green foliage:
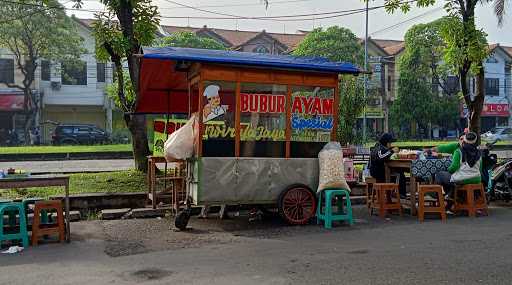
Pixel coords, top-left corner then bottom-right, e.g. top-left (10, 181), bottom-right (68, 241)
top-left (0, 0), bottom-right (84, 64)
top-left (439, 16), bottom-right (489, 74)
top-left (91, 0), bottom-right (160, 113)
top-left (292, 26), bottom-right (364, 66)
top-left (391, 18), bottom-right (459, 138)
top-left (293, 26), bottom-right (365, 144)
top-left (93, 0), bottom-right (160, 63)
top-left (0, 0), bottom-right (83, 93)
top-left (107, 71), bottom-right (136, 109)
top-left (158, 32), bottom-right (227, 50)
top-left (1, 170), bottom-right (145, 199)
top-left (338, 76), bottom-right (366, 145)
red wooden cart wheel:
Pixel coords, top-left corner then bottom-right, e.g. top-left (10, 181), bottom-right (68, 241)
top-left (278, 184), bottom-right (317, 225)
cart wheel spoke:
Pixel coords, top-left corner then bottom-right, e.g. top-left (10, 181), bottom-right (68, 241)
top-left (279, 185), bottom-right (316, 225)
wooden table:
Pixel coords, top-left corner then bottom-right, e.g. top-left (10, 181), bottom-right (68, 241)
top-left (0, 174), bottom-right (71, 242)
top-left (147, 156), bottom-right (185, 211)
top-left (384, 159), bottom-right (418, 215)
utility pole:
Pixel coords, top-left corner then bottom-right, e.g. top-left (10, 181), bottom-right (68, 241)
top-left (363, 1), bottom-right (369, 142)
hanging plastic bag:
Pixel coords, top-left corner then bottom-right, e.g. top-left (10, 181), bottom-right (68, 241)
top-left (318, 141), bottom-right (350, 192)
top-left (164, 114), bottom-right (197, 161)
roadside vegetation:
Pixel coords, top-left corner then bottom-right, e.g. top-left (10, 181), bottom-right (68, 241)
top-left (0, 170), bottom-right (145, 199)
top-left (0, 144), bottom-right (132, 154)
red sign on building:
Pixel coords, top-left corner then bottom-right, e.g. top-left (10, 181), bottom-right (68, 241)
top-left (482, 103), bottom-right (509, 117)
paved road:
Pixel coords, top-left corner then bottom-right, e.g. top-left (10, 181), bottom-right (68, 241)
top-left (0, 159), bottom-right (134, 173)
top-left (1, 206), bottom-right (512, 285)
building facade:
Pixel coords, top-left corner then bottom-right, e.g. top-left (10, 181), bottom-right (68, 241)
top-left (3, 17), bottom-right (511, 144)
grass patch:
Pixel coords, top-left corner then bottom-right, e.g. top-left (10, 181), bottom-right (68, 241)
top-left (0, 170), bottom-right (146, 200)
top-left (0, 144), bottom-right (133, 154)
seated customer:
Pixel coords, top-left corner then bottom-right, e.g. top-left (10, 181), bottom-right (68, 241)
top-left (434, 132), bottom-right (482, 211)
top-left (369, 133), bottom-right (407, 198)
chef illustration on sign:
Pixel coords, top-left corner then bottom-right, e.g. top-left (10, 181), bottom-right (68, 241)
top-left (203, 84), bottom-right (229, 122)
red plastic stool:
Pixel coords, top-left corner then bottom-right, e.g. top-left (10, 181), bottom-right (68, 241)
top-left (31, 200), bottom-right (65, 246)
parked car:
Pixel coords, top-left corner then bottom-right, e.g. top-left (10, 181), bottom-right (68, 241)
top-left (482, 127), bottom-right (512, 143)
top-left (52, 124), bottom-right (110, 145)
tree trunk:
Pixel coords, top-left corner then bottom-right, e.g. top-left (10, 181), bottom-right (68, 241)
top-left (469, 66), bottom-right (485, 144)
top-left (124, 113), bottom-right (150, 172)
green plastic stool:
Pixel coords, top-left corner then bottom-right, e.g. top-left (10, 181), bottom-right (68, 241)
top-left (22, 198), bottom-right (49, 225)
top-left (0, 199), bottom-right (17, 228)
top-left (316, 189), bottom-right (354, 229)
top-left (0, 202), bottom-right (29, 248)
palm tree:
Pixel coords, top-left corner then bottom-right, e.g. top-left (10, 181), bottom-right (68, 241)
top-left (491, 0), bottom-right (507, 25)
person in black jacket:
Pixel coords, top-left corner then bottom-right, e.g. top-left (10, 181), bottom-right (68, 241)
top-left (369, 133), bottom-right (407, 198)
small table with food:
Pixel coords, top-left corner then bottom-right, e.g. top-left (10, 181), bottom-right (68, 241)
top-left (385, 150), bottom-right (451, 215)
top-left (0, 173), bottom-right (71, 242)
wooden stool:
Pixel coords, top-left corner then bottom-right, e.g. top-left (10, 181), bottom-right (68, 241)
top-left (454, 184), bottom-right (488, 217)
top-left (371, 183), bottom-right (402, 218)
top-left (365, 177), bottom-right (377, 210)
top-left (418, 185), bottom-right (446, 222)
top-left (31, 200), bottom-right (65, 246)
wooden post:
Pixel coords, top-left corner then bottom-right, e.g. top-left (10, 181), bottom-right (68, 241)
top-left (197, 80), bottom-right (204, 157)
top-left (331, 77), bottom-right (340, 141)
top-left (285, 85), bottom-right (292, 158)
top-left (235, 81), bottom-right (241, 157)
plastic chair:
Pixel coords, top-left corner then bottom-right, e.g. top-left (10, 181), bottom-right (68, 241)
top-left (454, 184), bottom-right (488, 217)
top-left (0, 199), bottom-right (17, 228)
top-left (0, 202), bottom-right (29, 248)
top-left (418, 185), bottom-right (446, 222)
top-left (22, 198), bottom-right (49, 225)
top-left (316, 189), bottom-right (353, 229)
top-left (31, 200), bottom-right (65, 246)
top-left (371, 183), bottom-right (402, 218)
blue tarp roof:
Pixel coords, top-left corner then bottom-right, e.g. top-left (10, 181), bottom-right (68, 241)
top-left (143, 47), bottom-right (361, 74)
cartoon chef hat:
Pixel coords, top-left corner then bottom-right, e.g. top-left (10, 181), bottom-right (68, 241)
top-left (204, 85), bottom-right (220, 99)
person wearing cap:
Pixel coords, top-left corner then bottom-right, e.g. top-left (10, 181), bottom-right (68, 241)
top-left (369, 133), bottom-right (407, 198)
top-left (434, 132), bottom-right (482, 211)
top-left (202, 85), bottom-right (228, 123)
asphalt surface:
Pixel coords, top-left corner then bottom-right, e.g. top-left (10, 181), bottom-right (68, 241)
top-left (1, 205), bottom-right (512, 285)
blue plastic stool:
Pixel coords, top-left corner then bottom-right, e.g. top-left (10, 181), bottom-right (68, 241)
top-left (316, 189), bottom-right (354, 229)
top-left (0, 199), bottom-right (17, 227)
top-left (0, 202), bottom-right (29, 248)
top-left (22, 198), bottom-right (49, 225)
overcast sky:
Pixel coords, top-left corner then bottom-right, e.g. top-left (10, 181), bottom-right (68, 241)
top-left (65, 0), bottom-right (512, 45)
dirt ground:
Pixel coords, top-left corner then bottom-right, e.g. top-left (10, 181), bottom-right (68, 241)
top-left (73, 206), bottom-right (402, 257)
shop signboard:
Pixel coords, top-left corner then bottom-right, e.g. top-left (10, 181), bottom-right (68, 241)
top-left (153, 90), bottom-right (336, 155)
top-left (460, 103), bottom-right (509, 118)
top-left (357, 106), bottom-right (384, 119)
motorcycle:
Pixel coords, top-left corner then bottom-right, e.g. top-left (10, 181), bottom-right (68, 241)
top-left (482, 142), bottom-right (512, 202)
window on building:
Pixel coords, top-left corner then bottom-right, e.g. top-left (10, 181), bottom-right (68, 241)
top-left (41, 60), bottom-right (51, 81)
top-left (97, 63), bottom-right (106, 83)
top-left (61, 60), bottom-right (87, 85)
top-left (0, 58), bottom-right (14, 84)
top-left (387, 75), bottom-right (391, 92)
top-left (486, 56), bottom-right (498, 64)
top-left (485, 78), bottom-right (500, 96)
top-left (253, 45), bottom-right (270, 54)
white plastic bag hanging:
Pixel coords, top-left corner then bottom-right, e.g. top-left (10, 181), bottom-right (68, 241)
top-left (317, 142), bottom-right (350, 192)
top-left (164, 114), bottom-right (197, 161)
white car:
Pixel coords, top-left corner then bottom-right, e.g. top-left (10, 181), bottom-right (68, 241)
top-left (482, 127), bottom-right (512, 143)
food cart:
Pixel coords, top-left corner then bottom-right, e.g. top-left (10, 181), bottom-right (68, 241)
top-left (136, 47), bottom-right (360, 229)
